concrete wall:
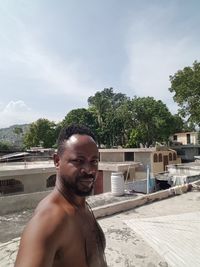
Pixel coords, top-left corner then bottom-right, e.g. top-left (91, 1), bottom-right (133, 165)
top-left (187, 174), bottom-right (200, 183)
top-left (127, 167), bottom-right (135, 181)
top-left (103, 171), bottom-right (112, 192)
top-left (167, 164), bottom-right (200, 176)
top-left (152, 151), bottom-right (181, 174)
top-left (100, 148), bottom-right (179, 168)
top-left (0, 190), bottom-right (51, 215)
top-left (100, 149), bottom-right (180, 183)
top-left (181, 147), bottom-right (200, 162)
top-left (134, 152), bottom-right (151, 167)
top-left (102, 168), bottom-right (138, 193)
top-left (170, 145), bottom-right (200, 162)
top-left (103, 172), bottom-right (155, 195)
top-left (0, 170), bottom-right (56, 194)
top-left (124, 179), bottom-right (155, 194)
top-left (100, 152), bottom-right (124, 162)
top-left (172, 132), bottom-right (199, 145)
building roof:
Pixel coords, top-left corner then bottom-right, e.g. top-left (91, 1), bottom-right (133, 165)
top-left (99, 148), bottom-right (156, 153)
top-left (173, 131), bottom-right (198, 135)
top-left (0, 152), bottom-right (30, 162)
top-left (99, 147), bottom-right (176, 153)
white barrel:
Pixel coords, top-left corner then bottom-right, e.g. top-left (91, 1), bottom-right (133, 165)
top-left (111, 172), bottom-right (124, 196)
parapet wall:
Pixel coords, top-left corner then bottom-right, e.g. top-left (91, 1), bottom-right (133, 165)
top-left (0, 190), bottom-right (51, 215)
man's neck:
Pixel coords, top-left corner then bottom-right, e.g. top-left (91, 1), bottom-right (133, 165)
top-left (55, 180), bottom-right (86, 208)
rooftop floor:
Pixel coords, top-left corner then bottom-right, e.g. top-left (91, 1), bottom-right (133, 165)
top-left (0, 189), bottom-right (200, 267)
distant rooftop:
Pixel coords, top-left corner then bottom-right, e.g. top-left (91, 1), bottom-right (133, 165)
top-left (99, 148), bottom-right (156, 152)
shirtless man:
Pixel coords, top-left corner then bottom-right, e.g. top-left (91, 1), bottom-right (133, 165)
top-left (15, 124), bottom-right (107, 267)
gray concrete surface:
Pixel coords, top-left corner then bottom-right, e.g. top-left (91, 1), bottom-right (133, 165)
top-left (0, 185), bottom-right (200, 267)
top-left (101, 189), bottom-right (200, 267)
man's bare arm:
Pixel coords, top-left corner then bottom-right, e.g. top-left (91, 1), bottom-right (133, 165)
top-left (14, 208), bottom-right (63, 267)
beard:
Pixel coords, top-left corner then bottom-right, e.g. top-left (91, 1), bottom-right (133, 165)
top-left (63, 173), bottom-right (96, 197)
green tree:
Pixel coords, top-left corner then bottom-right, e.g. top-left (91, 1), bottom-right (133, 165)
top-left (62, 108), bottom-right (97, 129)
top-left (126, 128), bottom-right (144, 148)
top-left (127, 97), bottom-right (176, 147)
top-left (88, 87), bottom-right (130, 147)
top-left (88, 89), bottom-right (110, 127)
top-left (23, 118), bottom-right (57, 148)
top-left (169, 60), bottom-right (200, 125)
top-left (171, 114), bottom-right (184, 133)
top-left (103, 101), bottom-right (132, 147)
top-left (61, 108), bottom-right (99, 144)
top-left (0, 141), bottom-right (12, 152)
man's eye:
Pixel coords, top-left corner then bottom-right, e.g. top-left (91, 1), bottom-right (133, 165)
top-left (72, 159), bottom-right (83, 164)
top-left (91, 160), bottom-right (98, 165)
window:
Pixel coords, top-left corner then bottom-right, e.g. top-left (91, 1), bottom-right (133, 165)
top-left (173, 135), bottom-right (177, 141)
top-left (169, 153), bottom-right (172, 161)
top-left (173, 153), bottom-right (176, 160)
top-left (187, 134), bottom-right (191, 144)
top-left (124, 152), bottom-right (134, 161)
top-left (153, 153), bottom-right (158, 162)
top-left (158, 153), bottom-right (162, 162)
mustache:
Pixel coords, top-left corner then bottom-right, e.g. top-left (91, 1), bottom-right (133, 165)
top-left (78, 174), bottom-right (96, 180)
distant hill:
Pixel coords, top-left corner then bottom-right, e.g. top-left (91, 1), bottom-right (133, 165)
top-left (0, 124), bottom-right (30, 148)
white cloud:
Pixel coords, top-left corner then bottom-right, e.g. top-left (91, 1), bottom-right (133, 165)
top-left (3, 29), bottom-right (96, 98)
top-left (125, 38), bottom-right (191, 96)
top-left (0, 2), bottom-right (96, 101)
top-left (123, 5), bottom-right (200, 114)
top-left (0, 100), bottom-right (38, 128)
top-left (0, 4), bottom-right (98, 127)
top-left (3, 100), bottom-right (30, 113)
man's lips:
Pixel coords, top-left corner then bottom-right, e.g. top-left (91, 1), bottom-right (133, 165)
top-left (79, 178), bottom-right (95, 182)
top-left (78, 177), bottom-right (95, 185)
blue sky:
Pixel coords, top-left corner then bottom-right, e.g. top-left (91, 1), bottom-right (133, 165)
top-left (0, 0), bottom-right (200, 128)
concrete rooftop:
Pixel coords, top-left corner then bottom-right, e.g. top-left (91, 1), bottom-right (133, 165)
top-left (0, 161), bottom-right (140, 174)
top-left (0, 184), bottom-right (200, 267)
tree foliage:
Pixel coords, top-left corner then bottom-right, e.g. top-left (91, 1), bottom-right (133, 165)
top-left (62, 108), bottom-right (97, 129)
top-left (126, 97), bottom-right (177, 147)
top-left (0, 141), bottom-right (12, 151)
top-left (19, 88), bottom-right (185, 149)
top-left (87, 89), bottom-right (181, 148)
top-left (88, 87), bottom-right (130, 147)
top-left (169, 60), bottom-right (200, 125)
top-left (23, 118), bottom-right (57, 148)
top-left (61, 108), bottom-right (99, 143)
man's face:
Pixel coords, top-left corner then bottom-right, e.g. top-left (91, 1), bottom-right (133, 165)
top-left (54, 134), bottom-right (99, 197)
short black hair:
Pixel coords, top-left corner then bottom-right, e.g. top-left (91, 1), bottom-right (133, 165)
top-left (57, 124), bottom-right (96, 155)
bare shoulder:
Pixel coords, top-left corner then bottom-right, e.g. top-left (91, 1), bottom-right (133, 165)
top-left (15, 192), bottom-right (76, 267)
top-left (26, 192), bottom-right (72, 239)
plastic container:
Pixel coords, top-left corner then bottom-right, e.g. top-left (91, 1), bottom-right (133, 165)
top-left (111, 172), bottom-right (124, 196)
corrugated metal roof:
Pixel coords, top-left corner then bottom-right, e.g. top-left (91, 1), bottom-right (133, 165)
top-left (0, 152), bottom-right (29, 160)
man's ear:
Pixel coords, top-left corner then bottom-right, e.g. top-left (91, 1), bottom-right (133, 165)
top-left (53, 153), bottom-right (60, 168)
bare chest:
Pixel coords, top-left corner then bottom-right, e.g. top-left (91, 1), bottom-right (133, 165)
top-left (53, 208), bottom-right (106, 267)
top-left (81, 206), bottom-right (107, 267)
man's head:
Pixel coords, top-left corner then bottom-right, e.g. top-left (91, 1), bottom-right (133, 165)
top-left (57, 124), bottom-right (96, 156)
top-left (54, 124), bottom-right (98, 197)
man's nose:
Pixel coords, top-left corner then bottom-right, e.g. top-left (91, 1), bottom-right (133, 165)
top-left (81, 162), bottom-right (96, 174)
